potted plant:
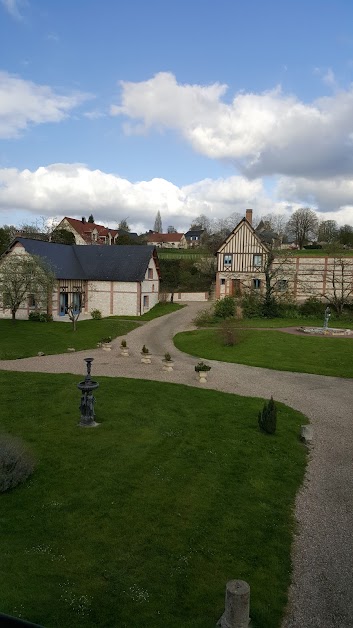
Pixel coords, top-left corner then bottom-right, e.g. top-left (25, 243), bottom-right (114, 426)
top-left (162, 352), bottom-right (174, 372)
top-left (195, 360), bottom-right (211, 383)
top-left (120, 339), bottom-right (129, 357)
top-left (99, 336), bottom-right (112, 351)
top-left (141, 344), bottom-right (151, 364)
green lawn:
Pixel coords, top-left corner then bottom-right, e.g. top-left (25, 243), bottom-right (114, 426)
top-left (0, 303), bottom-right (184, 360)
top-left (0, 318), bottom-right (139, 360)
top-left (115, 302), bottom-right (184, 321)
top-left (174, 329), bottom-right (353, 378)
top-left (230, 316), bottom-right (353, 329)
top-left (0, 372), bottom-right (307, 628)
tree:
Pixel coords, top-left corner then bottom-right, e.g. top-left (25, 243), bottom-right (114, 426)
top-left (167, 225), bottom-right (177, 233)
top-left (318, 220), bottom-right (338, 243)
top-left (118, 219), bottom-right (130, 232)
top-left (0, 254), bottom-right (55, 322)
top-left (338, 225), bottom-right (353, 247)
top-left (0, 225), bottom-right (17, 255)
top-left (153, 211), bottom-right (163, 233)
top-left (321, 247), bottom-right (353, 315)
top-left (51, 228), bottom-right (76, 245)
top-left (88, 214), bottom-right (95, 223)
top-left (286, 208), bottom-right (318, 249)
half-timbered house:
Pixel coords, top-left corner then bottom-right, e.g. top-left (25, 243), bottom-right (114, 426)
top-left (216, 209), bottom-right (353, 303)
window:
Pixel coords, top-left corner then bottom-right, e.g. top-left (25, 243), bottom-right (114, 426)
top-left (148, 268), bottom-right (153, 279)
top-left (277, 279), bottom-right (288, 292)
top-left (28, 294), bottom-right (36, 308)
top-left (224, 254), bottom-right (232, 268)
top-left (253, 278), bottom-right (261, 289)
top-left (143, 295), bottom-right (149, 309)
top-left (253, 254), bottom-right (262, 268)
top-left (221, 278), bottom-right (226, 285)
top-left (152, 284), bottom-right (155, 292)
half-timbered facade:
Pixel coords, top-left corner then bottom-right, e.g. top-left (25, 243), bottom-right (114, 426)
top-left (216, 210), bottom-right (353, 303)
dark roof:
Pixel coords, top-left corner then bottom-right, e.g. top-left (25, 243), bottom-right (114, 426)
top-left (185, 229), bottom-right (204, 239)
top-left (11, 239), bottom-right (157, 281)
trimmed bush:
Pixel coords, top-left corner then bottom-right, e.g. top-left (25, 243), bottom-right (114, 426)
top-left (214, 296), bottom-right (236, 319)
top-left (258, 397), bottom-right (277, 434)
top-left (90, 309), bottom-right (102, 320)
top-left (28, 311), bottom-right (53, 322)
top-left (0, 434), bottom-right (35, 492)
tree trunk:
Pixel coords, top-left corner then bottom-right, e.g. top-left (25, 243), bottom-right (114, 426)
top-left (11, 310), bottom-right (16, 322)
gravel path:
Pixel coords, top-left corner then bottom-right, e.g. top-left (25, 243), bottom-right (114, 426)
top-left (1, 302), bottom-right (353, 627)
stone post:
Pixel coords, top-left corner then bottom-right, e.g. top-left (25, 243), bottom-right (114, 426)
top-left (217, 580), bottom-right (250, 628)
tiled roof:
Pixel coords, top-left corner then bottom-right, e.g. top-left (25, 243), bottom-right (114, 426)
top-left (63, 217), bottom-right (118, 243)
top-left (147, 232), bottom-right (184, 243)
top-left (11, 238), bottom-right (158, 282)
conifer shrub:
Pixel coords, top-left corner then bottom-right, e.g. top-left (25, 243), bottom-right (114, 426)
top-left (90, 309), bottom-right (102, 320)
top-left (258, 397), bottom-right (277, 434)
top-left (0, 434), bottom-right (35, 492)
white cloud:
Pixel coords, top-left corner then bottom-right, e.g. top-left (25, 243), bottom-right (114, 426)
top-left (0, 163), bottom-right (352, 232)
top-left (0, 71), bottom-right (92, 138)
top-left (1, 0), bottom-right (26, 20)
top-left (0, 163), bottom-right (279, 231)
top-left (111, 72), bottom-right (353, 179)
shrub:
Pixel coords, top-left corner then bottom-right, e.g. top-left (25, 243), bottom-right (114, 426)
top-left (28, 311), bottom-right (53, 322)
top-left (258, 397), bottom-right (277, 434)
top-left (219, 319), bottom-right (238, 346)
top-left (299, 297), bottom-right (326, 317)
top-left (0, 434), bottom-right (35, 492)
top-left (241, 292), bottom-right (264, 318)
top-left (164, 352), bottom-right (172, 361)
top-left (214, 296), bottom-right (236, 319)
top-left (141, 345), bottom-right (149, 354)
top-left (90, 309), bottom-right (102, 320)
top-left (120, 339), bottom-right (127, 348)
top-left (100, 336), bottom-right (112, 344)
top-left (193, 307), bottom-right (215, 327)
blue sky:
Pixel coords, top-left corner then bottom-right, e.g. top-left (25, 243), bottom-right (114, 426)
top-left (1, 0), bottom-right (353, 232)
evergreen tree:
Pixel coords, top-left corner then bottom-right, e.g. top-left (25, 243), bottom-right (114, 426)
top-left (88, 214), bottom-right (95, 223)
top-left (154, 211), bottom-right (163, 233)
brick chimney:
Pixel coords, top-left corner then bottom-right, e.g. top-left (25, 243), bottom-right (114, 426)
top-left (245, 209), bottom-right (253, 225)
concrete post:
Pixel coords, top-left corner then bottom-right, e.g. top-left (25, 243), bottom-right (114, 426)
top-left (217, 580), bottom-right (250, 628)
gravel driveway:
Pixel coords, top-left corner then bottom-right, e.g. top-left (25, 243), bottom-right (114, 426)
top-left (1, 302), bottom-right (352, 627)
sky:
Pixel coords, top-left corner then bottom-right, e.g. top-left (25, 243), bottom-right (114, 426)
top-left (1, 0), bottom-right (353, 234)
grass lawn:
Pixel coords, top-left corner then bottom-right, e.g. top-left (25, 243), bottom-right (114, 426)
top-left (0, 372), bottom-right (307, 628)
top-left (174, 329), bottom-right (353, 378)
top-left (115, 301), bottom-right (184, 321)
top-left (0, 318), bottom-right (139, 360)
top-left (0, 303), bottom-right (184, 360)
top-left (230, 316), bottom-right (353, 329)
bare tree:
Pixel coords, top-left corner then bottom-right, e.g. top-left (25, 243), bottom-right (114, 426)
top-left (167, 225), bottom-right (177, 233)
top-left (286, 208), bottom-right (318, 249)
top-left (0, 254), bottom-right (55, 322)
top-left (66, 290), bottom-right (84, 331)
top-left (322, 254), bottom-right (353, 316)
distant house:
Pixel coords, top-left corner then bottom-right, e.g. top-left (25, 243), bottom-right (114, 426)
top-left (55, 217), bottom-right (119, 245)
top-left (0, 238), bottom-right (160, 319)
top-left (215, 209), bottom-right (353, 302)
top-left (146, 232), bottom-right (187, 248)
top-left (184, 229), bottom-right (205, 247)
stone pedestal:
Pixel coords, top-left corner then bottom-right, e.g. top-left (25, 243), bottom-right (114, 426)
top-left (217, 580), bottom-right (250, 628)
